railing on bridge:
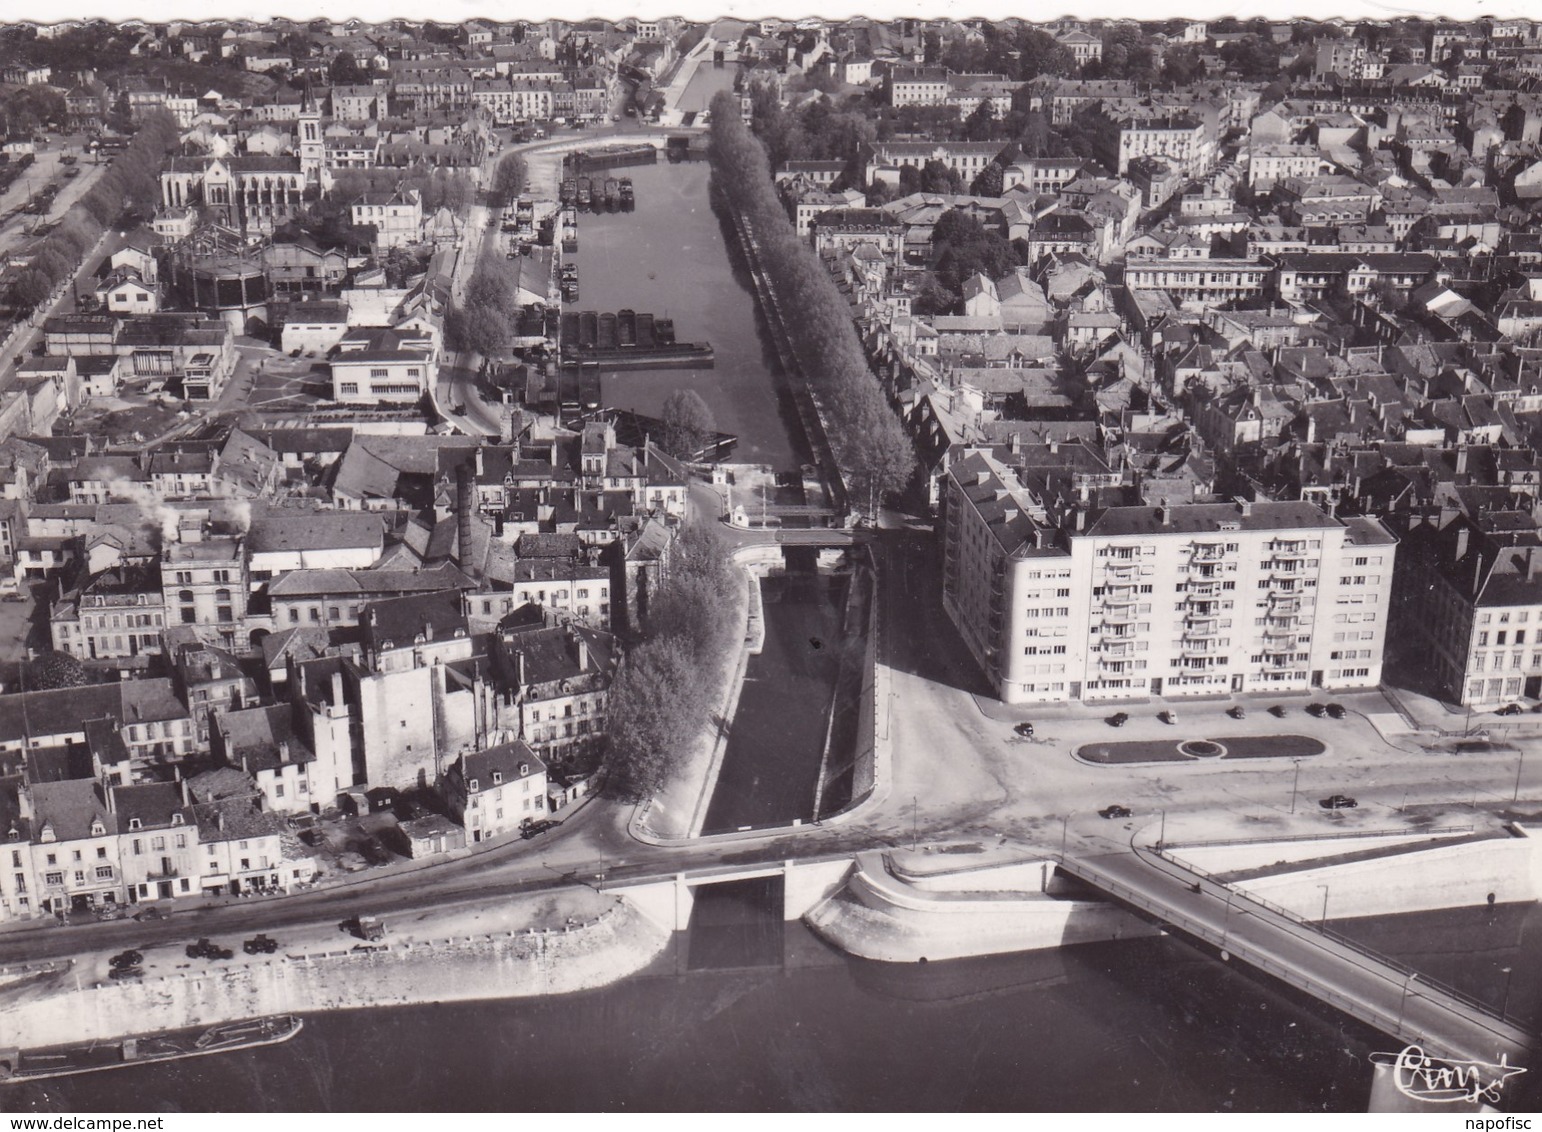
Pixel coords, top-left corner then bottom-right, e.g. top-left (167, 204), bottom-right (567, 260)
top-left (1147, 843), bottom-right (1517, 1028)
top-left (1055, 849), bottom-right (1535, 1061)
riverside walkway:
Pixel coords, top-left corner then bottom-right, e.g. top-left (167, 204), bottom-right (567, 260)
top-left (1057, 846), bottom-right (1535, 1072)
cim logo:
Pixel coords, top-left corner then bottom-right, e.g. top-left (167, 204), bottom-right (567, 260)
top-left (1370, 1046), bottom-right (1527, 1107)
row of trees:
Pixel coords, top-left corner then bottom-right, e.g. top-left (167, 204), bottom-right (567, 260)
top-left (603, 521), bottom-right (742, 801)
top-left (487, 150), bottom-right (527, 210)
top-left (711, 90), bottom-right (916, 514)
top-left (6, 110), bottom-right (181, 312)
top-left (444, 246), bottom-right (526, 357)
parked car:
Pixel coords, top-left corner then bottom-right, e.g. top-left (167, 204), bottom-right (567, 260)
top-left (186, 938), bottom-right (233, 960)
top-left (1158, 710), bottom-right (1178, 725)
top-left (1325, 703), bottom-right (1347, 720)
top-left (243, 934), bottom-right (279, 955)
top-left (1013, 722), bottom-right (1035, 738)
top-left (108, 966), bottom-right (143, 980)
top-left (132, 906), bottom-right (167, 922)
top-left (359, 837), bottom-right (392, 868)
top-left (352, 916), bottom-right (386, 942)
top-left (1497, 703), bottom-right (1525, 716)
top-left (1106, 712), bottom-right (1129, 727)
top-left (109, 949), bottom-right (143, 969)
top-left (1099, 804), bottom-right (1133, 819)
top-left (1319, 794), bottom-right (1358, 810)
top-left (1268, 705), bottom-right (1287, 718)
top-left (520, 818), bottom-right (559, 840)
top-left (1306, 703), bottom-right (1327, 718)
top-left (1227, 705), bottom-right (1246, 719)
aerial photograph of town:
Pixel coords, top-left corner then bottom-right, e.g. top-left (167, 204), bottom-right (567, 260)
top-left (0, 2), bottom-right (1539, 1115)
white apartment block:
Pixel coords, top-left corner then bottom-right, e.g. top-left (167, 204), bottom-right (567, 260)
top-left (942, 450), bottom-right (1397, 704)
top-left (1117, 117), bottom-right (1215, 179)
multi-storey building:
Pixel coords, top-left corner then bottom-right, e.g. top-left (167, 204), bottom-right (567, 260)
top-left (885, 63), bottom-right (950, 106)
top-left (441, 740), bottom-right (548, 844)
top-left (1123, 258), bottom-right (1272, 305)
top-left (941, 448), bottom-right (1397, 704)
top-left (162, 535), bottom-right (247, 638)
top-left (1392, 513), bottom-right (1542, 707)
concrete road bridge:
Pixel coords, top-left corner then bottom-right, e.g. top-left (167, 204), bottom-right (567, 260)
top-left (1057, 845), bottom-right (1535, 1082)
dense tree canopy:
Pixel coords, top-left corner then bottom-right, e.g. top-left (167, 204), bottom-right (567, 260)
top-left (659, 389), bottom-right (717, 461)
top-left (710, 90), bottom-right (917, 512)
top-left (603, 521), bottom-right (741, 801)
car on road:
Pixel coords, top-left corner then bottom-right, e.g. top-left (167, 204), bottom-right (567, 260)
top-left (186, 938), bottom-right (234, 960)
top-left (1013, 722), bottom-right (1035, 738)
top-left (1158, 710), bottom-right (1178, 725)
top-left (1319, 794), bottom-right (1358, 810)
top-left (1227, 705), bottom-right (1246, 719)
top-left (1268, 705), bottom-right (1287, 717)
top-left (1099, 805), bottom-right (1133, 819)
top-left (1497, 703), bottom-right (1525, 716)
top-left (243, 934), bottom-right (279, 955)
top-left (108, 966), bottom-right (143, 980)
top-left (109, 949), bottom-right (143, 969)
top-left (348, 916), bottom-right (386, 942)
top-left (132, 906), bottom-right (167, 922)
top-left (1106, 712), bottom-right (1129, 727)
top-left (1306, 702), bottom-right (1326, 717)
top-left (520, 818), bottom-right (559, 840)
top-left (1325, 703), bottom-right (1347, 719)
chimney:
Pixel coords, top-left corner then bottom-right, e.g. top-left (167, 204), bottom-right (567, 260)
top-left (277, 739), bottom-right (290, 764)
top-left (516, 649), bottom-right (527, 688)
top-left (330, 668), bottom-right (344, 708)
top-left (1455, 525), bottom-right (1470, 562)
top-left (217, 809), bottom-right (225, 832)
top-left (1157, 498), bottom-right (1171, 525)
top-left (500, 406), bottom-right (516, 444)
top-left (475, 445), bottom-right (484, 478)
top-left (456, 463), bottom-right (478, 579)
top-left (1237, 497), bottom-right (1252, 517)
top-left (575, 631), bottom-right (589, 671)
top-left (423, 620), bottom-right (434, 642)
top-left (1456, 446), bottom-right (1469, 475)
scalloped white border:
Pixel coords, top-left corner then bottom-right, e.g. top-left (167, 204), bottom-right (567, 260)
top-left (12, 5), bottom-right (1542, 29)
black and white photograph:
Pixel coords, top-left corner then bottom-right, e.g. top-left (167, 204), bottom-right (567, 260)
top-left (0, 0), bottom-right (1537, 1115)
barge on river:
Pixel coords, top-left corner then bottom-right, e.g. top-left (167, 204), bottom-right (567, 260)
top-left (560, 309), bottom-right (714, 370)
top-left (0, 1015), bottom-right (303, 1084)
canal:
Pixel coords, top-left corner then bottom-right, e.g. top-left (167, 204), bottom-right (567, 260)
top-left (21, 902), bottom-right (1542, 1112)
top-left (701, 568), bottom-right (854, 835)
top-left (570, 160), bottom-right (809, 470)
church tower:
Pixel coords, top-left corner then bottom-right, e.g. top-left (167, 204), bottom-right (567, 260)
top-left (298, 84), bottom-right (323, 184)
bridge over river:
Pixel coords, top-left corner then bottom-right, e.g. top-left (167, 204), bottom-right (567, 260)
top-left (1056, 845), bottom-right (1535, 1073)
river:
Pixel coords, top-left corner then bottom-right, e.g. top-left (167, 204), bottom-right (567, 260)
top-left (570, 161), bottom-right (809, 470)
top-left (15, 900), bottom-right (1542, 1112)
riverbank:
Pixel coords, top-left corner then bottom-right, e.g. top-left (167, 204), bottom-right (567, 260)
top-left (804, 830), bottom-right (1542, 964)
top-left (0, 887), bottom-right (668, 1051)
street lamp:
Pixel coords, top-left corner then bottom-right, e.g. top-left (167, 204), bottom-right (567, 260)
top-left (1316, 883), bottom-right (1330, 931)
top-left (1399, 972), bottom-right (1419, 1028)
top-left (1060, 812), bottom-right (1071, 859)
top-left (1502, 965), bottom-right (1515, 1018)
top-left (1515, 748), bottom-right (1526, 803)
top-left (1290, 758), bottom-right (1302, 814)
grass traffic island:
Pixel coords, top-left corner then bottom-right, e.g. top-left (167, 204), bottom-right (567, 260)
top-left (1076, 734), bottom-right (1327, 766)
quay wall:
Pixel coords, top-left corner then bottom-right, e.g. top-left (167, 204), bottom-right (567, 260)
top-left (1221, 837), bottom-right (1539, 921)
top-left (1170, 829), bottom-right (1478, 875)
top-left (0, 900), bottom-right (668, 1050)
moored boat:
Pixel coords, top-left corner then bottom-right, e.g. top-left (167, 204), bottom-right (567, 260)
top-left (0, 1015), bottom-right (303, 1084)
